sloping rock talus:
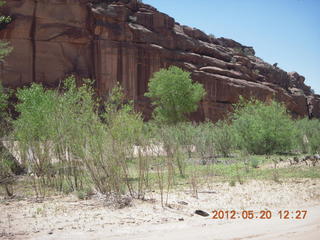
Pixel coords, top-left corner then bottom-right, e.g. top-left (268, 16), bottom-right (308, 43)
top-left (1, 0), bottom-right (319, 121)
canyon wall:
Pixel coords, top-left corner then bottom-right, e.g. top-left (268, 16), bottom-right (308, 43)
top-left (1, 0), bottom-right (319, 121)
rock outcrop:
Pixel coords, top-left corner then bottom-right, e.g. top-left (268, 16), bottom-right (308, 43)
top-left (1, 0), bottom-right (319, 121)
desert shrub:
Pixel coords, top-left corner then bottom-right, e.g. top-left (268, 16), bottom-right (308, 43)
top-left (154, 124), bottom-right (186, 177)
top-left (192, 121), bottom-right (234, 161)
top-left (101, 83), bottom-right (147, 199)
top-left (141, 122), bottom-right (198, 205)
top-left (295, 118), bottom-right (320, 154)
top-left (55, 77), bottom-right (100, 193)
top-left (193, 122), bottom-right (215, 164)
top-left (0, 82), bottom-right (11, 135)
top-left (212, 121), bottom-right (234, 157)
top-left (57, 79), bottom-right (128, 199)
top-left (0, 82), bottom-right (17, 197)
top-left (76, 186), bottom-right (94, 200)
top-left (250, 157), bottom-right (260, 169)
top-left (13, 77), bottom-right (98, 196)
top-left (232, 98), bottom-right (296, 155)
top-left (0, 142), bottom-right (16, 197)
top-left (145, 123), bottom-right (179, 205)
top-left (173, 122), bottom-right (197, 158)
top-left (14, 84), bottom-right (57, 142)
top-left (14, 83), bottom-right (65, 196)
top-left (0, 42), bottom-right (12, 136)
top-left (13, 77), bottom-right (151, 200)
top-left (145, 66), bottom-right (206, 124)
top-left (0, 34), bottom-right (16, 197)
top-left (229, 179), bottom-right (236, 187)
top-left (103, 83), bottom-right (144, 145)
top-left (0, 81), bottom-right (8, 114)
top-left (0, 42), bottom-right (12, 69)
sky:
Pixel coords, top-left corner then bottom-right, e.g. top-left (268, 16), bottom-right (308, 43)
top-left (143, 0), bottom-right (320, 94)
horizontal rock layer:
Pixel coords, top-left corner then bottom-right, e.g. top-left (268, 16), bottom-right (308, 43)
top-left (1, 0), bottom-right (319, 121)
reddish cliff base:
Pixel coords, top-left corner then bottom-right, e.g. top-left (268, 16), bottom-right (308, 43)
top-left (1, 0), bottom-right (319, 121)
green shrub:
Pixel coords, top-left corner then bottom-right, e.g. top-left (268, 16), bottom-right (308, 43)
top-left (101, 83), bottom-right (148, 198)
top-left (13, 77), bottom-right (151, 200)
top-left (0, 82), bottom-right (11, 135)
top-left (250, 158), bottom-right (260, 169)
top-left (229, 179), bottom-right (236, 187)
top-left (212, 121), bottom-right (234, 157)
top-left (0, 82), bottom-right (8, 114)
top-left (13, 77), bottom-right (99, 196)
top-left (103, 82), bottom-right (144, 145)
top-left (295, 118), bottom-right (320, 154)
top-left (14, 84), bottom-right (58, 142)
top-left (192, 120), bottom-right (234, 161)
top-left (0, 82), bottom-right (16, 197)
top-left (154, 124), bottom-right (187, 176)
top-left (232, 98), bottom-right (296, 155)
top-left (145, 66), bottom-right (206, 124)
top-left (193, 122), bottom-right (215, 164)
top-left (173, 122), bottom-right (197, 158)
top-left (76, 187), bottom-right (93, 200)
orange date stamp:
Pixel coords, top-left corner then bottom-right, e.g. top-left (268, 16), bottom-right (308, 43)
top-left (211, 210), bottom-right (308, 220)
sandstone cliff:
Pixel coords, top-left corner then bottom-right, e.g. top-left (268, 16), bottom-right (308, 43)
top-left (1, 0), bottom-right (319, 121)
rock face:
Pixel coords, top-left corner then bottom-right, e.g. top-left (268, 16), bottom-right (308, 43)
top-left (1, 0), bottom-right (319, 121)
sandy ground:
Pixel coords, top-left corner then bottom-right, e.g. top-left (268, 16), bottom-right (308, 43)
top-left (1, 179), bottom-right (320, 240)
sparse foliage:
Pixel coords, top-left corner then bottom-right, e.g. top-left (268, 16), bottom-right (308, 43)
top-left (0, 1), bottom-right (12, 55)
top-left (295, 118), bottom-right (320, 154)
top-left (212, 121), bottom-right (234, 157)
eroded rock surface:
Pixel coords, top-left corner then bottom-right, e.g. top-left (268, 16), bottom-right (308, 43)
top-left (1, 0), bottom-right (319, 121)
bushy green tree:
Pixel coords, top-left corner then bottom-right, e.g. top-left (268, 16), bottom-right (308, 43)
top-left (145, 66), bottom-right (206, 124)
top-left (232, 98), bottom-right (296, 155)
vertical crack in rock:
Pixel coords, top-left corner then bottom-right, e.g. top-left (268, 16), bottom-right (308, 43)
top-left (117, 43), bottom-right (123, 85)
top-left (30, 0), bottom-right (38, 83)
top-left (85, 2), bottom-right (97, 91)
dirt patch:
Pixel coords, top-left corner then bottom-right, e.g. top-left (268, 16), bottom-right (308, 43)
top-left (1, 179), bottom-right (319, 240)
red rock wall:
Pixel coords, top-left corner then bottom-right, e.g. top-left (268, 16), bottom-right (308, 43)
top-left (1, 0), bottom-right (319, 121)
